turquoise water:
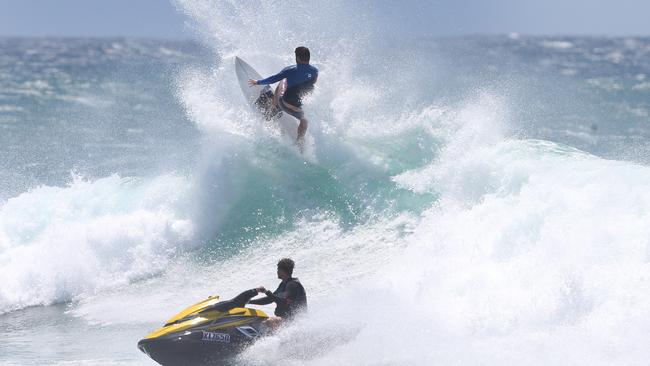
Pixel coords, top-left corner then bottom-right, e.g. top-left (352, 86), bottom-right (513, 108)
top-left (2, 1), bottom-right (650, 365)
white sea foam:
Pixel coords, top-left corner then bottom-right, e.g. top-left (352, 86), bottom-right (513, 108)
top-left (0, 174), bottom-right (194, 314)
top-left (0, 105), bottom-right (24, 112)
top-left (237, 101), bottom-right (650, 366)
top-left (65, 83), bottom-right (650, 365)
top-left (542, 40), bottom-right (574, 50)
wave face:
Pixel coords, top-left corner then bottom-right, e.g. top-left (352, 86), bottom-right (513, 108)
top-left (2, 1), bottom-right (650, 365)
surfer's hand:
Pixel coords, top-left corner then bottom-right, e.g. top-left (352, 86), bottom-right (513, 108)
top-left (255, 286), bottom-right (266, 293)
top-left (248, 79), bottom-right (257, 86)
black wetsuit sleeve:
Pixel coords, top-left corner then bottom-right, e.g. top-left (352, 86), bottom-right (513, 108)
top-left (262, 281), bottom-right (300, 306)
top-left (248, 295), bottom-right (274, 305)
top-left (230, 289), bottom-right (260, 307)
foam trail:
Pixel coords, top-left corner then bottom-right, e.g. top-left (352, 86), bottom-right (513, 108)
top-left (70, 212), bottom-right (414, 325)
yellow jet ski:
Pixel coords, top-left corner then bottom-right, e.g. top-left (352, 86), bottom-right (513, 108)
top-left (137, 290), bottom-right (268, 365)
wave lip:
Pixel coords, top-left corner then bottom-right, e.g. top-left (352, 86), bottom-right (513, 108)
top-left (0, 174), bottom-right (194, 314)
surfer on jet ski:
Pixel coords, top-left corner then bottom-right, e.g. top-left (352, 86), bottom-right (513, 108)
top-left (248, 46), bottom-right (318, 151)
top-left (249, 258), bottom-right (307, 330)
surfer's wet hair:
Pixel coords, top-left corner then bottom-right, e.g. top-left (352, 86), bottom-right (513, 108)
top-left (295, 46), bottom-right (310, 63)
top-left (277, 258), bottom-right (295, 276)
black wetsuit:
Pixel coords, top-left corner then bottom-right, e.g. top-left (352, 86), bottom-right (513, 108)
top-left (248, 278), bottom-right (307, 319)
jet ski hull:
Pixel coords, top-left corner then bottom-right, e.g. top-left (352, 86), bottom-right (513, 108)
top-left (137, 293), bottom-right (268, 366)
top-left (138, 326), bottom-right (261, 365)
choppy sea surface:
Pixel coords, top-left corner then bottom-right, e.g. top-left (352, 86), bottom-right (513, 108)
top-left (2, 2), bottom-right (650, 365)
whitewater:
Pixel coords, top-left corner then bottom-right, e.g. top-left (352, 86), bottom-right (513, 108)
top-left (1, 1), bottom-right (650, 365)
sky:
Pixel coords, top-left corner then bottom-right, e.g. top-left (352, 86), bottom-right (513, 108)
top-left (413, 0), bottom-right (650, 37)
top-left (0, 0), bottom-right (187, 39)
top-left (0, 0), bottom-right (649, 39)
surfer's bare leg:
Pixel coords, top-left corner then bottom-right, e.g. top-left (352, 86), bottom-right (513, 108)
top-left (297, 118), bottom-right (308, 152)
top-left (273, 80), bottom-right (287, 107)
top-left (272, 86), bottom-right (280, 107)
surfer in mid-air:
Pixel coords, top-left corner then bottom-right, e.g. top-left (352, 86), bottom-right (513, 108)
top-left (248, 46), bottom-right (318, 150)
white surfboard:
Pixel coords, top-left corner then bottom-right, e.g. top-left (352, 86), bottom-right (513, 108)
top-left (235, 56), bottom-right (298, 141)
